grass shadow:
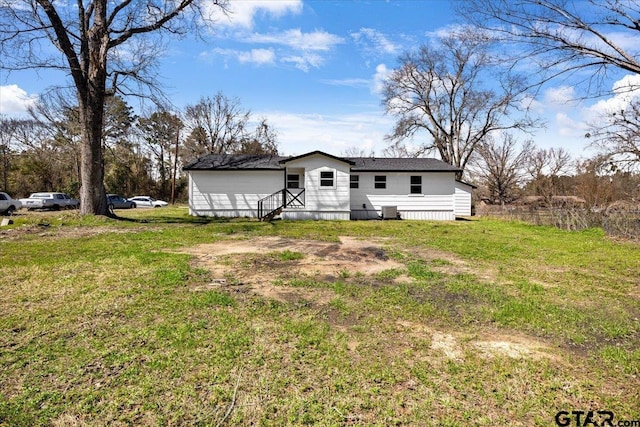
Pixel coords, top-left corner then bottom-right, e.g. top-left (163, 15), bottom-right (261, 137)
top-left (109, 211), bottom-right (261, 225)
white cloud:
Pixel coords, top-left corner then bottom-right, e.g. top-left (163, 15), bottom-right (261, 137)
top-left (320, 78), bottom-right (370, 88)
top-left (351, 28), bottom-right (399, 56)
top-left (243, 29), bottom-right (344, 52)
top-left (520, 93), bottom-right (544, 114)
top-left (260, 110), bottom-right (394, 156)
top-left (543, 85), bottom-right (577, 106)
top-left (586, 74), bottom-right (640, 120)
top-left (204, 28), bottom-right (343, 71)
top-left (201, 47), bottom-right (275, 66)
top-left (0, 84), bottom-right (37, 116)
top-left (205, 0), bottom-right (303, 30)
top-left (372, 63), bottom-right (390, 94)
top-left (281, 52), bottom-right (323, 72)
top-left (238, 48), bottom-right (276, 65)
top-left (555, 112), bottom-right (587, 137)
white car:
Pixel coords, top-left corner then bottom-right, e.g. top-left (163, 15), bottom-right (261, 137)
top-left (19, 192), bottom-right (79, 210)
top-left (0, 192), bottom-right (22, 215)
top-left (128, 196), bottom-right (168, 208)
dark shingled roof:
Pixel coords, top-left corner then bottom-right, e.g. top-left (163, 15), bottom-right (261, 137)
top-left (183, 154), bottom-right (285, 170)
top-left (347, 157), bottom-right (460, 172)
top-left (183, 152), bottom-right (460, 172)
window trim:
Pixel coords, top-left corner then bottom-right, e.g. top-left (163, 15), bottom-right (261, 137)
top-left (319, 169), bottom-right (336, 189)
top-left (374, 175), bottom-right (386, 189)
top-left (410, 175), bottom-right (422, 194)
top-left (350, 174), bottom-right (359, 189)
top-left (287, 173), bottom-right (300, 189)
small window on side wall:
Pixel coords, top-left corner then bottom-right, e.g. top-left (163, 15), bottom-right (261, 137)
top-left (350, 175), bottom-right (359, 189)
top-left (410, 176), bottom-right (422, 194)
top-left (374, 175), bottom-right (386, 189)
top-left (320, 170), bottom-right (335, 187)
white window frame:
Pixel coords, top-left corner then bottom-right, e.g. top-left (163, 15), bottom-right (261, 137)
top-left (374, 175), bottom-right (386, 189)
top-left (410, 175), bottom-right (423, 195)
top-left (287, 173), bottom-right (300, 189)
top-left (350, 174), bottom-right (359, 189)
top-left (319, 169), bottom-right (336, 189)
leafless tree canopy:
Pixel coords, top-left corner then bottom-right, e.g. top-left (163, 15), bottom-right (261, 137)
top-left (382, 29), bottom-right (538, 179)
top-left (342, 146), bottom-right (375, 158)
top-left (525, 146), bottom-right (572, 203)
top-left (471, 134), bottom-right (533, 204)
top-left (0, 0), bottom-right (228, 214)
top-left (184, 93), bottom-right (250, 156)
top-left (587, 100), bottom-right (640, 170)
top-left (183, 92), bottom-right (278, 160)
top-left (458, 0), bottom-right (640, 94)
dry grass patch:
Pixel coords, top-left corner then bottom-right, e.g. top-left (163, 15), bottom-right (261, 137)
top-left (395, 320), bottom-right (558, 363)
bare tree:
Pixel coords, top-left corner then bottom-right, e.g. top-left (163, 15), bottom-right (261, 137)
top-left (459, 0), bottom-right (640, 94)
top-left (0, 116), bottom-right (24, 192)
top-left (138, 109), bottom-right (182, 200)
top-left (183, 93), bottom-right (250, 158)
top-left (342, 146), bottom-right (375, 158)
top-left (471, 134), bottom-right (534, 205)
top-left (382, 29), bottom-right (537, 179)
top-left (574, 156), bottom-right (614, 209)
top-left (6, 117), bottom-right (77, 194)
top-left (0, 0), bottom-right (228, 215)
top-left (586, 99), bottom-right (640, 170)
top-left (382, 141), bottom-right (420, 158)
top-left (525, 147), bottom-right (572, 204)
top-left (236, 118), bottom-right (279, 155)
top-left (183, 94), bottom-right (279, 159)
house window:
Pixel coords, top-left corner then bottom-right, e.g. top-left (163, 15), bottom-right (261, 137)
top-left (287, 174), bottom-right (300, 189)
top-left (350, 175), bottom-right (359, 189)
top-left (374, 175), bottom-right (386, 189)
top-left (320, 170), bottom-right (335, 188)
top-left (410, 176), bottom-right (422, 194)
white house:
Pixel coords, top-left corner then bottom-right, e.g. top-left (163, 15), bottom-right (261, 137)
top-left (183, 150), bottom-right (474, 221)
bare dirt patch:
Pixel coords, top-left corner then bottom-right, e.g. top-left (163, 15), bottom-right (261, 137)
top-left (396, 320), bottom-right (556, 362)
top-left (179, 236), bottom-right (405, 303)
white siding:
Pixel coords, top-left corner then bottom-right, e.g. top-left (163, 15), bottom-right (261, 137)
top-left (188, 170), bottom-right (283, 217)
top-left (350, 172), bottom-right (456, 220)
top-left (282, 154), bottom-right (351, 218)
top-left (454, 181), bottom-right (473, 216)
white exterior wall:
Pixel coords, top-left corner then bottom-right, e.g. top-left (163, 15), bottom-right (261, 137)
top-left (454, 181), bottom-right (473, 216)
top-left (350, 172), bottom-right (456, 220)
top-left (281, 154), bottom-right (351, 220)
top-left (188, 170), bottom-right (283, 217)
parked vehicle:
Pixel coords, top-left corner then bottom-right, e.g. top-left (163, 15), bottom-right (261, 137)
top-left (128, 196), bottom-right (168, 208)
top-left (107, 194), bottom-right (136, 209)
top-left (0, 192), bottom-right (22, 215)
top-left (19, 192), bottom-right (79, 210)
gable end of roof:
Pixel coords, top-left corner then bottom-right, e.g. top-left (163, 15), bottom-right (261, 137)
top-left (279, 150), bottom-right (355, 165)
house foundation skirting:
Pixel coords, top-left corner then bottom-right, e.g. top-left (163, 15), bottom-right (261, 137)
top-left (350, 209), bottom-right (455, 221)
top-left (282, 210), bottom-right (350, 221)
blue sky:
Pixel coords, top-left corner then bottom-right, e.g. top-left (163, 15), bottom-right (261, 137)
top-left (1, 0), bottom-right (636, 159)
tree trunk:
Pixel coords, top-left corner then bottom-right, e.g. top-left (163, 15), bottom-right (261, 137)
top-left (79, 100), bottom-right (107, 215)
top-left (78, 18), bottom-right (109, 216)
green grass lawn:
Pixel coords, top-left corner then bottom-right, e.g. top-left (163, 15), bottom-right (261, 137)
top-left (1, 207), bottom-right (638, 426)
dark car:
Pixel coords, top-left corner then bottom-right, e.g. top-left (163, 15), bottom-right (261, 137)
top-left (107, 194), bottom-right (136, 209)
